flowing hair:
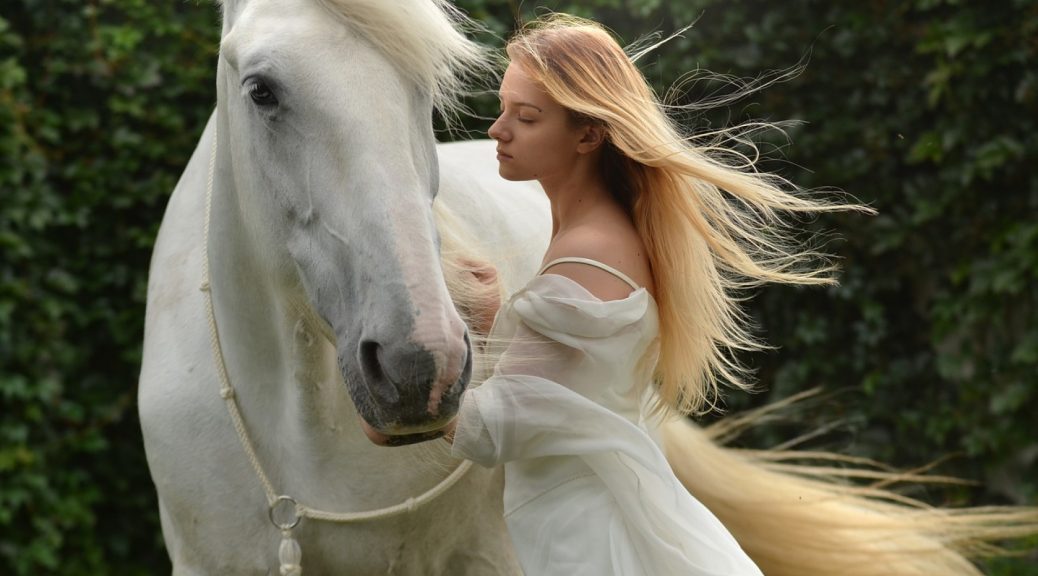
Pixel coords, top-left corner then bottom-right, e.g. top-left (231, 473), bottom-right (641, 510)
top-left (505, 14), bottom-right (871, 416)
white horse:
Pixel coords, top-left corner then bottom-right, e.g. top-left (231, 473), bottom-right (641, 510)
top-left (139, 0), bottom-right (547, 573)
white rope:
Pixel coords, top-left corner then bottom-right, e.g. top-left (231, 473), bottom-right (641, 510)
top-left (200, 122), bottom-right (473, 524)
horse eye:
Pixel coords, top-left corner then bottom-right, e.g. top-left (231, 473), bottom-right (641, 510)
top-left (248, 81), bottom-right (278, 107)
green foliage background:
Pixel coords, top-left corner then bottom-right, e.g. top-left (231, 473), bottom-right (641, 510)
top-left (1, 0), bottom-right (1034, 573)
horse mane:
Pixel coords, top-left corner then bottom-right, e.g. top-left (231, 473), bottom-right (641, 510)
top-left (314, 0), bottom-right (492, 119)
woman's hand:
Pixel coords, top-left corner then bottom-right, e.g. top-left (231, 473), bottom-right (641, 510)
top-left (441, 417), bottom-right (458, 445)
top-left (456, 258), bottom-right (501, 336)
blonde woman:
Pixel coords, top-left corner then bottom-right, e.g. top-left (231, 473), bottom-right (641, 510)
top-left (443, 13), bottom-right (1035, 576)
top-left (442, 13), bottom-right (796, 573)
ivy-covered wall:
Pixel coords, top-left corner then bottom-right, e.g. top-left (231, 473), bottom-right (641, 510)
top-left (1, 0), bottom-right (1034, 573)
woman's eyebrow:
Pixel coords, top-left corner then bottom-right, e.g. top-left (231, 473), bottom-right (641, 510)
top-left (497, 95), bottom-right (544, 113)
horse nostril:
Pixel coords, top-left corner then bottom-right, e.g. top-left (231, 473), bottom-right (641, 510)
top-left (359, 340), bottom-right (382, 380)
top-left (358, 339), bottom-right (400, 404)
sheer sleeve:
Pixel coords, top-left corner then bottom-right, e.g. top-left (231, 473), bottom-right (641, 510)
top-left (450, 320), bottom-right (608, 467)
top-left (449, 276), bottom-right (655, 467)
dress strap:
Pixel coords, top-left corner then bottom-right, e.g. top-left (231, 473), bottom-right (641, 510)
top-left (538, 257), bottom-right (640, 291)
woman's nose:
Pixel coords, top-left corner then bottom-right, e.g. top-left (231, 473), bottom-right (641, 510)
top-left (488, 116), bottom-right (508, 142)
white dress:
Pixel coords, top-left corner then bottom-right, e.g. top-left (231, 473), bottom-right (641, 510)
top-left (451, 257), bottom-right (762, 575)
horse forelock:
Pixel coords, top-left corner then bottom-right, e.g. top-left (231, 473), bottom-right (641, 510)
top-left (311, 0), bottom-right (492, 120)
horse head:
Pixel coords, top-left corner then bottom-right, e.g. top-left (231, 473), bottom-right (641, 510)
top-left (215, 0), bottom-right (485, 445)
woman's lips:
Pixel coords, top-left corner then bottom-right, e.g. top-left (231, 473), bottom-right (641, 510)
top-left (496, 150), bottom-right (512, 161)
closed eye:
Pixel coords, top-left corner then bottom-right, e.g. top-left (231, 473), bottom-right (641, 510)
top-left (498, 106), bottom-right (534, 124)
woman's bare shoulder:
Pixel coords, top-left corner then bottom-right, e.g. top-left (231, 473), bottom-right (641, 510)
top-left (541, 222), bottom-right (655, 301)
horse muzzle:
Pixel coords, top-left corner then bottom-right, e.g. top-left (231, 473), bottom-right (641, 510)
top-left (346, 331), bottom-right (472, 444)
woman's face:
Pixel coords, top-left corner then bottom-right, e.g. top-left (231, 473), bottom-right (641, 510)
top-left (488, 63), bottom-right (587, 183)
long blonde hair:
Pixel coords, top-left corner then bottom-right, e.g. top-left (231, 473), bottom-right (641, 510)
top-left (506, 14), bottom-right (872, 416)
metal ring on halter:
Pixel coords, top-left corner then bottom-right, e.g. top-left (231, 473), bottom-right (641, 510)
top-left (269, 495), bottom-right (302, 530)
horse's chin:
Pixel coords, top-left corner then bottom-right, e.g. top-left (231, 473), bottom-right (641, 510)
top-left (359, 418), bottom-right (450, 447)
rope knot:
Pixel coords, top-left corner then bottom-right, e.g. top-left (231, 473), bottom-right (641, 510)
top-left (219, 387), bottom-right (234, 399)
top-left (200, 280), bottom-right (211, 292)
top-left (405, 497), bottom-right (417, 513)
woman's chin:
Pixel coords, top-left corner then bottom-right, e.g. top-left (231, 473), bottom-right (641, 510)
top-left (496, 166), bottom-right (525, 182)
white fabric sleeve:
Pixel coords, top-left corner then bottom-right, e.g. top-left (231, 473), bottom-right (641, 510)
top-left (450, 318), bottom-right (585, 467)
